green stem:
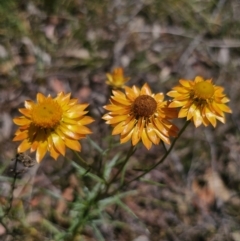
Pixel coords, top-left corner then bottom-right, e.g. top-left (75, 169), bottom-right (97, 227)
top-left (103, 145), bottom-right (136, 195)
top-left (73, 151), bottom-right (91, 169)
top-left (161, 141), bottom-right (167, 152)
top-left (71, 201), bottom-right (93, 235)
top-left (111, 121), bottom-right (190, 194)
top-left (68, 145), bottom-right (136, 240)
top-left (68, 121), bottom-right (189, 239)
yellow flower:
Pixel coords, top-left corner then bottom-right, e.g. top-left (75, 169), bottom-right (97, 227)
top-left (167, 76), bottom-right (232, 127)
top-left (102, 83), bottom-right (178, 149)
top-left (13, 92), bottom-right (94, 163)
top-left (106, 67), bottom-right (130, 88)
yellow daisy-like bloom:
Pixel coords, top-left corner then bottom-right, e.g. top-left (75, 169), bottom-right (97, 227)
top-left (106, 67), bottom-right (130, 88)
top-left (13, 92), bottom-right (94, 163)
top-left (167, 76), bottom-right (232, 127)
top-left (102, 83), bottom-right (178, 149)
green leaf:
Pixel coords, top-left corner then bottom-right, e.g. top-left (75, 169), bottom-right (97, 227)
top-left (42, 219), bottom-right (61, 235)
top-left (98, 190), bottom-right (137, 210)
top-left (72, 161), bottom-right (105, 184)
top-left (91, 223), bottom-right (105, 241)
top-left (103, 152), bottom-right (122, 181)
top-left (87, 136), bottom-right (104, 153)
top-left (140, 178), bottom-right (165, 187)
top-left (115, 199), bottom-right (138, 218)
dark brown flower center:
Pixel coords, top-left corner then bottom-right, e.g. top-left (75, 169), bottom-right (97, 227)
top-left (132, 95), bottom-right (157, 118)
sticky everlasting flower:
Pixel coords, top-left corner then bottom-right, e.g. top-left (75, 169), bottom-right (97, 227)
top-left (167, 76), bottom-right (232, 127)
top-left (106, 67), bottom-right (130, 88)
top-left (13, 92), bottom-right (94, 163)
top-left (102, 83), bottom-right (178, 149)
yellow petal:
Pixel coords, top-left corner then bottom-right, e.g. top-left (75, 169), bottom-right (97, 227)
top-left (154, 129), bottom-right (170, 144)
top-left (217, 103), bottom-right (232, 113)
top-left (141, 128), bottom-right (152, 150)
top-left (64, 124), bottom-right (92, 135)
top-left (187, 103), bottom-right (197, 120)
top-left (59, 125), bottom-right (82, 139)
top-left (31, 140), bottom-right (39, 152)
top-left (131, 85), bottom-right (140, 96)
top-left (179, 79), bottom-right (191, 87)
top-left (202, 114), bottom-right (210, 127)
top-left (194, 76), bottom-right (204, 83)
top-left (132, 118), bottom-right (145, 146)
top-left (62, 117), bottom-right (78, 125)
top-left (47, 133), bottom-right (53, 149)
top-left (172, 86), bottom-right (190, 94)
top-left (30, 129), bottom-right (47, 151)
top-left (64, 111), bottom-right (87, 119)
top-left (51, 133), bottom-right (66, 156)
top-left (13, 130), bottom-right (28, 141)
top-left (36, 93), bottom-right (46, 103)
top-left (178, 107), bottom-right (188, 118)
top-left (169, 101), bottom-right (186, 108)
top-left (78, 116), bottom-right (95, 125)
top-left (171, 94), bottom-right (190, 101)
top-left (152, 118), bottom-right (169, 136)
top-left (106, 73), bottom-right (113, 82)
top-left (220, 96), bottom-right (230, 103)
top-left (146, 123), bottom-right (159, 145)
top-left (111, 95), bottom-right (131, 106)
top-left (18, 139), bottom-right (31, 153)
top-left (140, 83), bottom-right (152, 95)
top-left (214, 86), bottom-right (225, 96)
top-left (25, 100), bottom-right (34, 109)
top-left (56, 92), bottom-right (71, 105)
top-left (215, 114), bottom-right (225, 124)
top-left (204, 106), bottom-right (216, 127)
top-left (125, 86), bottom-right (139, 101)
top-left (155, 93), bottom-right (164, 102)
top-left (120, 129), bottom-right (134, 144)
top-left (132, 125), bottom-right (140, 146)
top-left (162, 105), bottom-right (178, 119)
top-left (68, 98), bottom-right (78, 106)
top-left (112, 121), bottom-right (124, 135)
top-left (105, 108), bottom-right (131, 116)
top-left (102, 113), bottom-right (111, 121)
top-left (67, 103), bottom-right (89, 113)
top-left (210, 102), bottom-right (224, 116)
top-left (18, 108), bottom-right (31, 117)
top-left (105, 115), bottom-right (128, 124)
top-left (50, 146), bottom-right (60, 160)
top-left (36, 140), bottom-right (48, 163)
top-left (65, 138), bottom-right (81, 151)
top-left (167, 90), bottom-right (179, 97)
top-left (13, 117), bottom-right (31, 126)
top-left (121, 117), bottom-right (136, 135)
top-left (193, 108), bottom-right (203, 127)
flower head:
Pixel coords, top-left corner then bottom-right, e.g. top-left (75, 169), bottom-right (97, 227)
top-left (13, 92), bottom-right (94, 163)
top-left (102, 83), bottom-right (178, 149)
top-left (106, 67), bottom-right (130, 88)
top-left (167, 76), bottom-right (232, 127)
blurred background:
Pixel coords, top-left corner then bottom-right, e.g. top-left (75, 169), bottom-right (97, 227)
top-left (0, 0), bottom-right (240, 240)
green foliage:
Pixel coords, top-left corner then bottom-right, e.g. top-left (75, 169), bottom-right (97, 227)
top-left (0, 0), bottom-right (28, 37)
